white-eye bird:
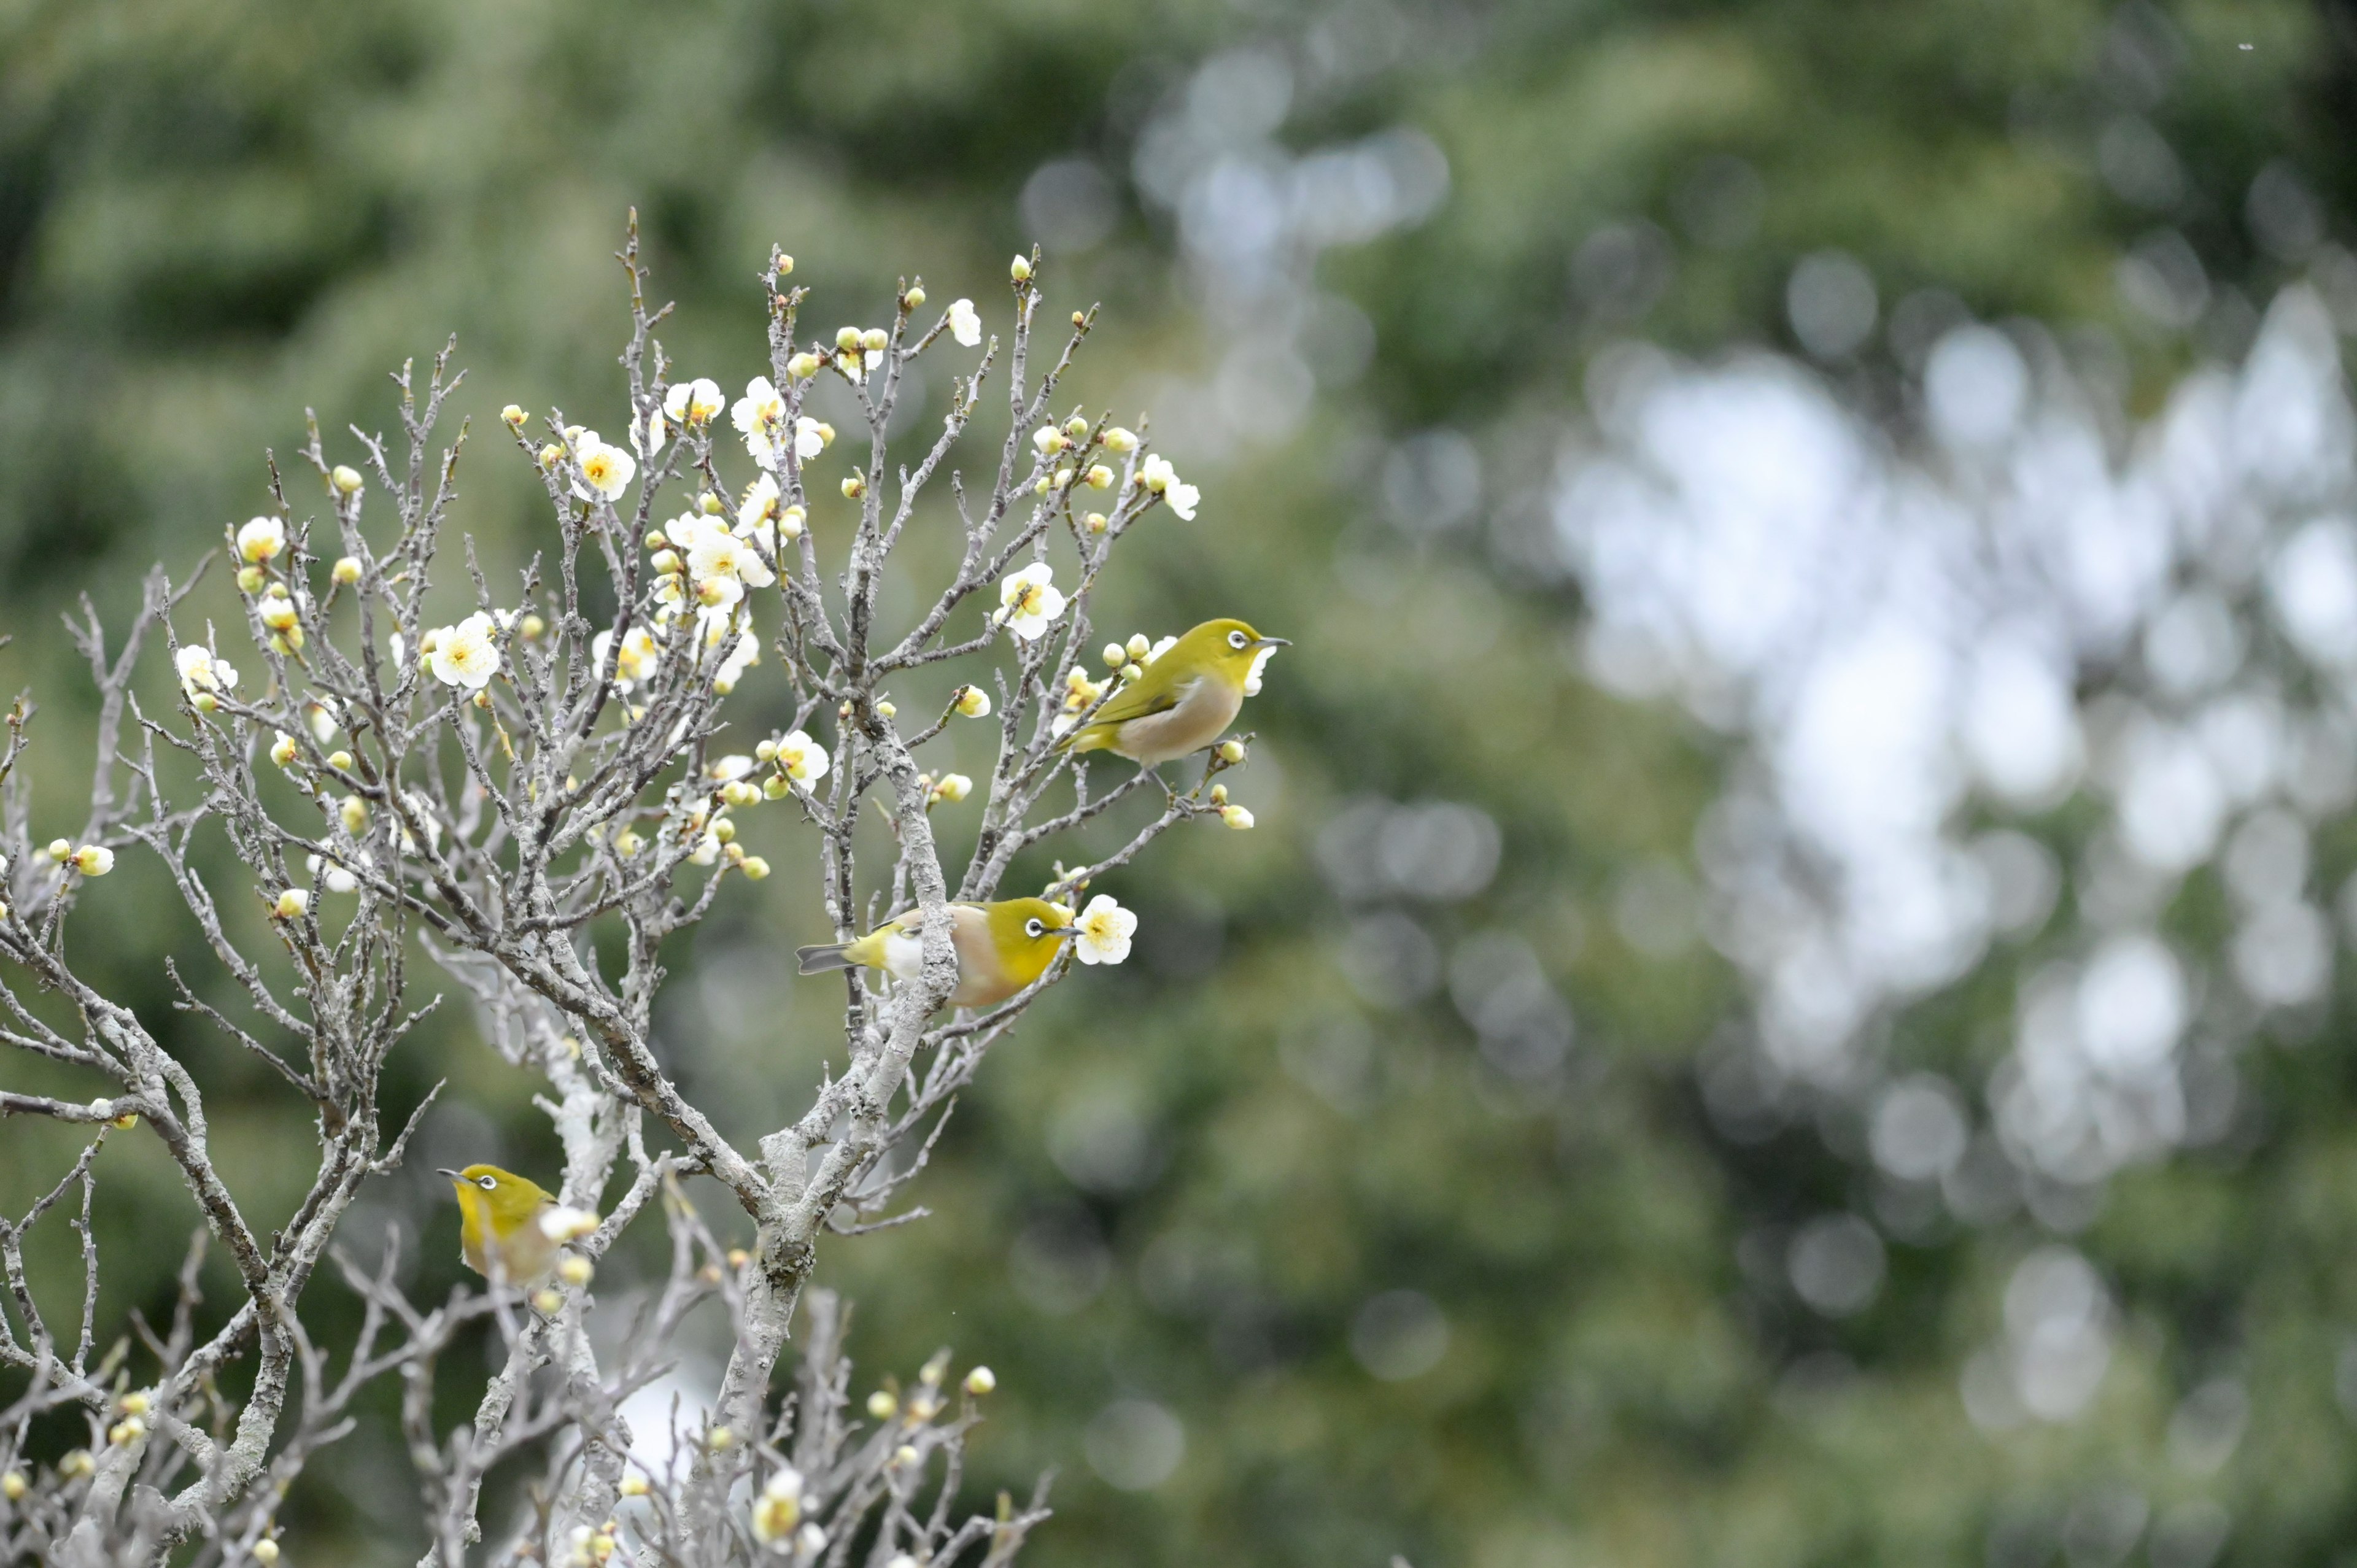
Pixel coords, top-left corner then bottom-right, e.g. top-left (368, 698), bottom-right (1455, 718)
top-left (439, 1164), bottom-right (558, 1284)
top-left (795, 897), bottom-right (1077, 1008)
top-left (1055, 618), bottom-right (1287, 770)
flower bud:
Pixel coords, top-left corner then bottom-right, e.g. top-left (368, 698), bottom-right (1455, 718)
top-left (787, 352), bottom-right (821, 379)
top-left (932, 773), bottom-right (972, 804)
top-left (618, 1475), bottom-right (650, 1498)
top-left (521, 613), bottom-right (546, 639)
top-left (650, 549), bottom-right (682, 576)
top-left (237, 566), bottom-right (266, 594)
top-left (331, 464), bottom-right (363, 495)
top-left (58, 1450), bottom-right (93, 1480)
top-left (339, 797), bottom-right (368, 834)
top-left (111, 1108), bottom-right (136, 1129)
top-left (711, 817), bottom-right (737, 845)
top-left (193, 692), bottom-right (219, 714)
top-left (327, 751), bottom-right (354, 772)
top-left (558, 1255), bottom-right (594, 1287)
top-left (1221, 804), bottom-right (1256, 830)
top-left (1085, 511), bottom-right (1108, 533)
top-left (1010, 255), bottom-right (1032, 282)
top-left (1126, 633), bottom-right (1151, 660)
top-left (964, 1366), bottom-right (996, 1396)
top-left (837, 326), bottom-right (864, 352)
top-left (904, 285), bottom-right (926, 309)
top-left (252, 1540), bottom-right (280, 1566)
top-left (867, 1389), bottom-right (898, 1419)
top-left (776, 254), bottom-right (794, 276)
top-left (842, 474), bottom-right (864, 500)
top-left (120, 1392), bottom-right (150, 1416)
top-left (1102, 427), bottom-right (1137, 454)
top-left (1, 1472), bottom-right (24, 1500)
top-left (740, 855), bottom-right (771, 880)
top-left (331, 555), bottom-right (363, 585)
top-left (1052, 466), bottom-right (1075, 489)
top-left (47, 838), bottom-right (71, 862)
top-left (862, 328), bottom-right (889, 353)
top-left (274, 888), bottom-right (309, 919)
top-left (539, 444), bottom-right (563, 468)
top-left (532, 1288), bottom-right (563, 1314)
top-left (1209, 783), bottom-right (1228, 805)
top-left (706, 1426), bottom-right (735, 1452)
top-left (722, 781), bottom-right (761, 809)
top-left (780, 504), bottom-right (807, 539)
top-left (501, 404), bottom-right (527, 427)
top-left (71, 845), bottom-right (113, 877)
top-left (1086, 465), bottom-right (1115, 490)
top-left (613, 829), bottom-right (643, 858)
top-left (955, 686), bottom-right (992, 718)
top-left (895, 1445), bottom-right (921, 1469)
top-left (762, 774), bottom-right (790, 800)
top-left (1218, 739), bottom-right (1247, 764)
top-left (876, 700), bottom-right (896, 719)
top-left (260, 598), bottom-right (300, 631)
top-left (755, 739), bottom-right (779, 763)
top-left (108, 1417), bottom-right (145, 1446)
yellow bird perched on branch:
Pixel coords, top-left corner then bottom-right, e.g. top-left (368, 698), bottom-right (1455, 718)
top-left (795, 897), bottom-right (1081, 1008)
top-left (1055, 619), bottom-right (1287, 770)
top-left (440, 1164), bottom-right (559, 1284)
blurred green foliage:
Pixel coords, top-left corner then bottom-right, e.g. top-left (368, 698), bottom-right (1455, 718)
top-left (6, 0), bottom-right (2357, 1564)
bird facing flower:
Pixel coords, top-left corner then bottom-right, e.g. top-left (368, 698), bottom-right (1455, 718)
top-left (795, 897), bottom-right (1089, 1008)
top-left (1056, 619), bottom-right (1287, 769)
top-left (428, 613), bottom-right (502, 690)
top-left (439, 1164), bottom-right (559, 1284)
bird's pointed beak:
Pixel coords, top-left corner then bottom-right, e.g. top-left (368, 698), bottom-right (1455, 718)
top-left (436, 1168), bottom-right (462, 1181)
top-left (1251, 636), bottom-right (1291, 649)
top-left (1047, 925), bottom-right (1082, 941)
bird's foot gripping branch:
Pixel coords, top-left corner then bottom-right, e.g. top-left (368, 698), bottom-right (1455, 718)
top-left (0, 220), bottom-right (1280, 1564)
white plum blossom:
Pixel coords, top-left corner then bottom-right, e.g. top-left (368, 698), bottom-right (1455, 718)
top-left (1245, 643), bottom-right (1278, 695)
top-left (995, 563), bottom-right (1066, 643)
top-left (571, 431), bottom-right (637, 500)
top-left (795, 415), bottom-right (827, 463)
top-left (1072, 894), bottom-right (1136, 966)
top-left (750, 1466), bottom-right (806, 1545)
top-left (174, 644), bottom-right (239, 700)
top-left (1145, 634), bottom-right (1178, 664)
top-left (428, 612), bottom-right (502, 690)
top-left (235, 516), bottom-right (285, 563)
top-left (711, 613), bottom-right (760, 693)
top-left (663, 377), bottom-right (725, 425)
top-left (947, 298), bottom-right (981, 347)
top-left (775, 729), bottom-right (830, 789)
top-left (591, 625), bottom-right (660, 693)
top-left (732, 377), bottom-right (788, 464)
top-left (709, 754), bottom-right (757, 784)
top-left (306, 852), bottom-right (365, 894)
top-left (687, 528), bottom-right (776, 590)
top-left (1138, 454), bottom-right (1199, 520)
top-left (636, 405), bottom-right (668, 454)
top-left (539, 1206), bottom-right (600, 1243)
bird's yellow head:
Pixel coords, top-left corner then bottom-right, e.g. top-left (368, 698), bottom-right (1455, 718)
top-left (984, 898), bottom-right (1078, 991)
top-left (441, 1164), bottom-right (554, 1240)
top-left (1162, 619), bottom-right (1289, 692)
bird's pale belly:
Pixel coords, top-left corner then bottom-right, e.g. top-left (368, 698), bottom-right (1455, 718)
top-left (1116, 678), bottom-right (1241, 767)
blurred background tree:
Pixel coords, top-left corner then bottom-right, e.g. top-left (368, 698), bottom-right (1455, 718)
top-left (7, 0), bottom-right (2357, 1562)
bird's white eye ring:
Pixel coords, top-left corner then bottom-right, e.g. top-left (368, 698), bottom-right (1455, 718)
top-left (477, 1175), bottom-right (498, 1190)
top-left (1228, 629), bottom-right (1248, 649)
top-left (1025, 917), bottom-right (1045, 938)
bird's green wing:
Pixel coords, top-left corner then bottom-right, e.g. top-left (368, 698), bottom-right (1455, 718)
top-left (1079, 661), bottom-right (1191, 729)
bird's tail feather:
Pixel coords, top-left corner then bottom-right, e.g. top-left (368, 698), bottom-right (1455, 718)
top-left (796, 943), bottom-right (852, 975)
